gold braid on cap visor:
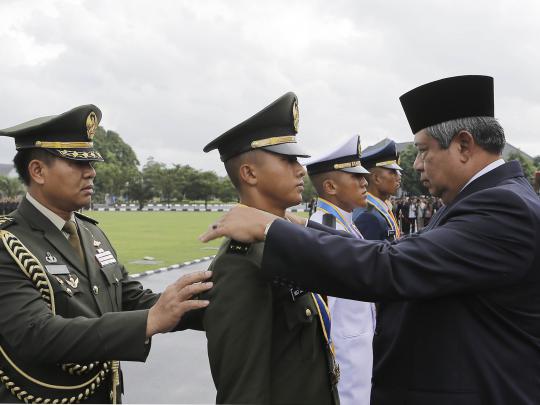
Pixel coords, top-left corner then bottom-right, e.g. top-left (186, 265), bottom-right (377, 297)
top-left (250, 135), bottom-right (296, 149)
top-left (375, 160), bottom-right (398, 167)
top-left (34, 141), bottom-right (94, 148)
top-left (334, 161), bottom-right (362, 170)
top-left (58, 150), bottom-right (103, 160)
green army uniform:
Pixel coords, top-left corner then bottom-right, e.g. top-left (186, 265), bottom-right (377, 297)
top-left (0, 202), bottom-right (155, 403)
top-left (203, 92), bottom-right (340, 404)
top-left (204, 239), bottom-right (339, 404)
top-left (0, 105), bottom-right (194, 403)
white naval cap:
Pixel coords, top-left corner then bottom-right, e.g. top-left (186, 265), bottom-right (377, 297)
top-left (305, 135), bottom-right (369, 175)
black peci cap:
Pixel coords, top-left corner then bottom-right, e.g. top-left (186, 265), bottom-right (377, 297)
top-left (203, 92), bottom-right (310, 161)
top-left (399, 75), bottom-right (494, 134)
top-left (0, 105), bottom-right (104, 162)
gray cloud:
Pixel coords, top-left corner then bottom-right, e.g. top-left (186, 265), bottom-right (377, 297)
top-left (1, 0), bottom-right (539, 175)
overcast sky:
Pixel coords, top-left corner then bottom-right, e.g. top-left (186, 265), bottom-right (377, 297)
top-left (1, 0), bottom-right (539, 175)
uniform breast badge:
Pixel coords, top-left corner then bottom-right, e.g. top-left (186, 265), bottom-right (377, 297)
top-left (94, 240), bottom-right (117, 267)
top-left (65, 273), bottom-right (79, 289)
top-left (45, 251), bottom-right (58, 263)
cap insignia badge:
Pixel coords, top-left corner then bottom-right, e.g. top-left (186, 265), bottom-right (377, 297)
top-left (45, 251), bottom-right (58, 263)
top-left (292, 100), bottom-right (299, 132)
top-left (86, 112), bottom-right (98, 140)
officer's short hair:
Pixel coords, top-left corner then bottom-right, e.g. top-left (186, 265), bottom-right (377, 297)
top-left (310, 171), bottom-right (338, 197)
top-left (224, 150), bottom-right (262, 191)
top-left (13, 149), bottom-right (55, 185)
top-left (426, 116), bottom-right (505, 154)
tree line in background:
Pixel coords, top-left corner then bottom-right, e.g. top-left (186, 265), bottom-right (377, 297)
top-left (91, 127), bottom-right (237, 208)
top-left (1, 127), bottom-right (540, 205)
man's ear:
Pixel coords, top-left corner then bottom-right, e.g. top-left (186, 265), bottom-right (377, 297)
top-left (238, 162), bottom-right (258, 186)
top-left (323, 178), bottom-right (337, 196)
top-left (453, 130), bottom-right (474, 163)
top-left (28, 159), bottom-right (47, 185)
top-left (370, 170), bottom-right (381, 186)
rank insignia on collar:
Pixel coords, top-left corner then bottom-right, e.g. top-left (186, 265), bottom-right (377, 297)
top-left (45, 251), bottom-right (58, 263)
top-left (228, 240), bottom-right (250, 255)
top-left (66, 274), bottom-right (79, 289)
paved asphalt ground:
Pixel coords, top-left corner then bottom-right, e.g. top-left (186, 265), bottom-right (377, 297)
top-left (122, 262), bottom-right (216, 404)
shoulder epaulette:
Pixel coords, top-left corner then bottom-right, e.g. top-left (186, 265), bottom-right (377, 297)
top-left (227, 239), bottom-right (251, 255)
top-left (74, 211), bottom-right (99, 224)
top-left (0, 216), bottom-right (15, 229)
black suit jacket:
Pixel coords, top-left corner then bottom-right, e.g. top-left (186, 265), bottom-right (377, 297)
top-left (261, 161), bottom-right (540, 405)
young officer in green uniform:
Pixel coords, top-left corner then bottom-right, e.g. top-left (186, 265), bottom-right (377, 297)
top-left (0, 105), bottom-right (212, 404)
top-left (202, 92), bottom-right (340, 404)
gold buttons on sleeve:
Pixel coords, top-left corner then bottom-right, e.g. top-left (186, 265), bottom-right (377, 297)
top-left (305, 308), bottom-right (312, 317)
top-left (93, 285), bottom-right (99, 295)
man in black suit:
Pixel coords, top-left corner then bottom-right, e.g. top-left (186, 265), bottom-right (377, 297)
top-left (201, 75), bottom-right (540, 405)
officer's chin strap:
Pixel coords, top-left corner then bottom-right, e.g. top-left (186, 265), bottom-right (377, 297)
top-left (111, 361), bottom-right (120, 404)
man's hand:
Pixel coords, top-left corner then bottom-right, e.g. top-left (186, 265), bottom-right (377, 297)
top-left (199, 205), bottom-right (281, 243)
top-left (146, 270), bottom-right (213, 338)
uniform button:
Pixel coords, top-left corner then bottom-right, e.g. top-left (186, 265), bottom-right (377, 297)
top-left (305, 308), bottom-right (312, 317)
top-left (93, 285), bottom-right (99, 295)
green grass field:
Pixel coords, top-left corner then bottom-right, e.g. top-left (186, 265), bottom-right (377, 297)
top-left (85, 211), bottom-right (224, 274)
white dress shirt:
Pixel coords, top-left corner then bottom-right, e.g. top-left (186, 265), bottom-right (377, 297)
top-left (310, 200), bottom-right (375, 405)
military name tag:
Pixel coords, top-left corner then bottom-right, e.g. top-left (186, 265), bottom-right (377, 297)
top-left (95, 248), bottom-right (117, 267)
top-left (45, 264), bottom-right (70, 275)
top-left (289, 287), bottom-right (306, 302)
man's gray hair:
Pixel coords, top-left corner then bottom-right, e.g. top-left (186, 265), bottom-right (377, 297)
top-left (426, 116), bottom-right (505, 154)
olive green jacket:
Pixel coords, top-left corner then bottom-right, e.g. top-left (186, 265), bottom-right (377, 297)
top-left (0, 198), bottom-right (160, 403)
top-left (203, 239), bottom-right (340, 404)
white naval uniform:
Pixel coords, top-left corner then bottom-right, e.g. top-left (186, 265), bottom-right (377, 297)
top-left (310, 202), bottom-right (376, 405)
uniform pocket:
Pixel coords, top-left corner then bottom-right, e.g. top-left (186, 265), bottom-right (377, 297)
top-left (100, 265), bottom-right (123, 308)
top-left (100, 264), bottom-right (123, 285)
top-left (281, 295), bottom-right (317, 331)
top-left (51, 278), bottom-right (83, 318)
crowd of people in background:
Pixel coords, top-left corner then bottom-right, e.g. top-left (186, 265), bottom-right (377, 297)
top-left (391, 196), bottom-right (444, 234)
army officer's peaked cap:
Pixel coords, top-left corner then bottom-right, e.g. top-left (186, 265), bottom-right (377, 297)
top-left (361, 140), bottom-right (403, 170)
top-left (305, 135), bottom-right (369, 176)
top-left (204, 92), bottom-right (310, 161)
top-left (399, 75), bottom-right (494, 134)
top-left (0, 104), bottom-right (104, 162)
